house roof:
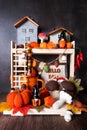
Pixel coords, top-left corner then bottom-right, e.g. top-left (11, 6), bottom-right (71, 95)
top-left (49, 27), bottom-right (73, 36)
top-left (14, 16), bottom-right (39, 28)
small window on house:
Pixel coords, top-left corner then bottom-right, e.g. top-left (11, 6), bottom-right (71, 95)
top-left (25, 37), bottom-right (30, 41)
top-left (22, 28), bottom-right (26, 33)
top-left (29, 29), bottom-right (34, 33)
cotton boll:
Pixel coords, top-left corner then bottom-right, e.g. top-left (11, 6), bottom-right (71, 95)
top-left (64, 111), bottom-right (73, 122)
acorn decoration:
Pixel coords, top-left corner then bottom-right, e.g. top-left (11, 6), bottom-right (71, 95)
top-left (26, 47), bottom-right (32, 76)
top-left (26, 47), bottom-right (37, 76)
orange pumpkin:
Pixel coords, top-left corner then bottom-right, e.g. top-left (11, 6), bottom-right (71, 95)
top-left (47, 42), bottom-right (56, 49)
top-left (14, 92), bottom-right (24, 107)
top-left (6, 90), bottom-right (17, 108)
top-left (7, 89), bottom-right (31, 108)
top-left (67, 42), bottom-right (73, 48)
top-left (44, 96), bottom-right (55, 108)
top-left (58, 39), bottom-right (66, 48)
top-left (21, 90), bottom-right (31, 105)
top-left (40, 42), bottom-right (47, 48)
top-left (29, 42), bottom-right (40, 48)
top-left (25, 42), bottom-right (40, 48)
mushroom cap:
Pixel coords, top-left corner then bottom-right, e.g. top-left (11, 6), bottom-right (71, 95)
top-left (45, 80), bottom-right (60, 91)
top-left (61, 80), bottom-right (77, 97)
top-left (61, 80), bottom-right (76, 92)
top-left (38, 33), bottom-right (48, 39)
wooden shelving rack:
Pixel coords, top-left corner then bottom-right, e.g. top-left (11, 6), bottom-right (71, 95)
top-left (11, 41), bottom-right (75, 89)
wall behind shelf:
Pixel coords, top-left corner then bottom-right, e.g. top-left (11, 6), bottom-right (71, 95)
top-left (0, 0), bottom-right (87, 92)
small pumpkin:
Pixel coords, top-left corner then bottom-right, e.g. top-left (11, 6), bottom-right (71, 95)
top-left (44, 96), bottom-right (55, 108)
top-left (67, 42), bottom-right (73, 48)
top-left (7, 89), bottom-right (31, 108)
top-left (47, 42), bottom-right (56, 49)
top-left (40, 42), bottom-right (47, 48)
top-left (58, 39), bottom-right (66, 48)
top-left (14, 91), bottom-right (24, 107)
top-left (6, 89), bottom-right (18, 108)
top-left (29, 42), bottom-right (40, 48)
top-left (25, 42), bottom-right (39, 48)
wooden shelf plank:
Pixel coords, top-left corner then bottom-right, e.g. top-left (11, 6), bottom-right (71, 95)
top-left (12, 48), bottom-right (75, 54)
top-left (32, 48), bottom-right (75, 54)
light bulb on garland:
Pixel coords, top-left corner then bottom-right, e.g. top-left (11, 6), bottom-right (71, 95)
top-left (54, 60), bottom-right (59, 67)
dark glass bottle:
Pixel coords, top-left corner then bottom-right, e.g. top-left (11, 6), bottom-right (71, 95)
top-left (32, 85), bottom-right (41, 106)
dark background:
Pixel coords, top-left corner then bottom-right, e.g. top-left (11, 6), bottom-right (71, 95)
top-left (0, 0), bottom-right (87, 93)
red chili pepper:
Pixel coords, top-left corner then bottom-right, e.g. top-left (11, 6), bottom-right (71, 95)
top-left (76, 54), bottom-right (80, 68)
top-left (79, 52), bottom-right (83, 61)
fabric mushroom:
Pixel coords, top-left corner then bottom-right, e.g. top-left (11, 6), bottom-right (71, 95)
top-left (38, 33), bottom-right (48, 43)
top-left (45, 80), bottom-right (60, 99)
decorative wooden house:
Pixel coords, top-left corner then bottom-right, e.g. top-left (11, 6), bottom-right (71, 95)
top-left (11, 18), bottom-right (75, 90)
top-left (14, 16), bottom-right (39, 44)
top-left (49, 27), bottom-right (73, 44)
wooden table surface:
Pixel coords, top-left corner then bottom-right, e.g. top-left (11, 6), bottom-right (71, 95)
top-left (0, 93), bottom-right (87, 130)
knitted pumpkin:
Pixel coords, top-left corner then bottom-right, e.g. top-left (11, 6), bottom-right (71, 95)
top-left (21, 89), bottom-right (31, 105)
top-left (7, 89), bottom-right (31, 108)
top-left (58, 39), bottom-right (66, 48)
top-left (67, 42), bottom-right (73, 48)
top-left (6, 90), bottom-right (17, 108)
top-left (44, 96), bottom-right (55, 108)
top-left (25, 42), bottom-right (39, 48)
top-left (40, 42), bottom-right (47, 48)
top-left (47, 42), bottom-right (56, 49)
top-left (14, 91), bottom-right (24, 107)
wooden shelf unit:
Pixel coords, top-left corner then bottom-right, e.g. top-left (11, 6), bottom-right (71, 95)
top-left (11, 41), bottom-right (75, 89)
